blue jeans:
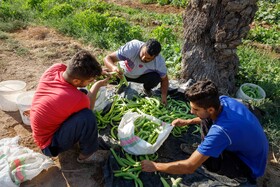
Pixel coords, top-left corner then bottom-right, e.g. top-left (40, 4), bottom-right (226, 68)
top-left (42, 108), bottom-right (98, 157)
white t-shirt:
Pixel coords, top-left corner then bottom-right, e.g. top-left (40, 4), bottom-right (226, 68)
top-left (116, 40), bottom-right (167, 79)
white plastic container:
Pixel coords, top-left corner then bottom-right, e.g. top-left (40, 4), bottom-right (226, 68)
top-left (16, 91), bottom-right (35, 125)
top-left (0, 80), bottom-right (27, 111)
top-left (236, 83), bottom-right (266, 102)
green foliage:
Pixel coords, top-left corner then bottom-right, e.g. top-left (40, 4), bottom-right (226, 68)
top-left (154, 13), bottom-right (183, 27)
top-left (248, 0), bottom-right (280, 45)
top-left (0, 0), bottom-right (143, 49)
top-left (0, 31), bottom-right (9, 39)
top-left (26, 0), bottom-right (44, 10)
top-left (261, 99), bottom-right (280, 148)
top-left (237, 45), bottom-right (280, 100)
top-left (255, 1), bottom-right (280, 24)
top-left (150, 25), bottom-right (182, 78)
top-left (150, 25), bottom-right (176, 44)
top-left (157, 0), bottom-right (171, 6)
top-left (140, 0), bottom-right (157, 4)
top-left (43, 3), bottom-right (74, 19)
top-left (0, 20), bottom-right (27, 32)
top-left (87, 0), bottom-right (113, 13)
top-left (55, 10), bottom-right (143, 49)
top-left (0, 1), bottom-right (30, 21)
top-left (161, 43), bottom-right (182, 78)
top-left (247, 24), bottom-right (280, 45)
top-left (140, 0), bottom-right (188, 8)
top-left (105, 17), bottom-right (143, 45)
top-left (237, 45), bottom-right (280, 150)
top-left (74, 10), bottom-right (107, 32)
top-left (171, 0), bottom-right (188, 8)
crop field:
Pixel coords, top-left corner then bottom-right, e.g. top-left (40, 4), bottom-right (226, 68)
top-left (1, 0), bottom-right (280, 177)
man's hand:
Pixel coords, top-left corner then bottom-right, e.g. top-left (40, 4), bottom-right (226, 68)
top-left (111, 64), bottom-right (123, 79)
top-left (161, 96), bottom-right (167, 106)
top-left (172, 117), bottom-right (201, 126)
top-left (101, 67), bottom-right (110, 76)
top-left (104, 51), bottom-right (124, 78)
top-left (93, 76), bottom-right (110, 88)
top-left (88, 76), bottom-right (110, 110)
top-left (141, 160), bottom-right (157, 172)
top-left (172, 118), bottom-right (191, 127)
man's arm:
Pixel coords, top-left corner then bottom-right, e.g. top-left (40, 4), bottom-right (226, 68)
top-left (141, 150), bottom-right (209, 174)
top-left (104, 52), bottom-right (119, 73)
top-left (172, 117), bottom-right (202, 127)
top-left (160, 75), bottom-right (169, 105)
top-left (87, 78), bottom-right (109, 110)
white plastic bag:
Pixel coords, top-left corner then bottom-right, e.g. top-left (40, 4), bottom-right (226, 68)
top-left (0, 136), bottom-right (54, 186)
top-left (118, 112), bottom-right (173, 155)
top-left (94, 86), bottom-right (111, 112)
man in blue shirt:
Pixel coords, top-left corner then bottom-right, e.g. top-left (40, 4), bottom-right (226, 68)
top-left (141, 80), bottom-right (268, 184)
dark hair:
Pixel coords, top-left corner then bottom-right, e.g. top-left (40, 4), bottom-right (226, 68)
top-left (66, 50), bottom-right (102, 80)
top-left (145, 39), bottom-right (161, 56)
top-left (185, 80), bottom-right (220, 110)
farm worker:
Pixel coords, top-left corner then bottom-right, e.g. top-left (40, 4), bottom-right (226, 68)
top-left (104, 39), bottom-right (169, 105)
top-left (141, 80), bottom-right (268, 184)
top-left (30, 50), bottom-right (110, 163)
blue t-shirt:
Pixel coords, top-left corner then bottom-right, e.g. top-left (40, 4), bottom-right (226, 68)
top-left (197, 96), bottom-right (268, 178)
top-left (116, 40), bottom-right (167, 79)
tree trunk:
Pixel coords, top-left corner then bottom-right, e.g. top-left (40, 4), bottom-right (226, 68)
top-left (181, 0), bottom-right (258, 94)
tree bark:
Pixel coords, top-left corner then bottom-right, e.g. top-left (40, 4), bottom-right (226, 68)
top-left (181, 0), bottom-right (258, 94)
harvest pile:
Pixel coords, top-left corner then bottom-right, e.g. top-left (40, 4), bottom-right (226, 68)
top-left (95, 95), bottom-right (195, 138)
top-left (96, 94), bottom-right (196, 186)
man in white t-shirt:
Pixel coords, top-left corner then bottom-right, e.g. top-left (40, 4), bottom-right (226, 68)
top-left (104, 39), bottom-right (169, 105)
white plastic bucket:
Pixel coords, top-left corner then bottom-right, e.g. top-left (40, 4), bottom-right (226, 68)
top-left (0, 80), bottom-right (27, 111)
top-left (236, 83), bottom-right (266, 102)
top-left (16, 91), bottom-right (35, 125)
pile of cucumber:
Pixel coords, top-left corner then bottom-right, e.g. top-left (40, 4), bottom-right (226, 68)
top-left (242, 85), bottom-right (263, 99)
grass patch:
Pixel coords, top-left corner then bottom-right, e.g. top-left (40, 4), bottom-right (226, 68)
top-left (237, 44), bottom-right (280, 151)
top-left (0, 31), bottom-right (8, 39)
top-left (140, 0), bottom-right (157, 4)
top-left (5, 38), bottom-right (30, 56)
top-left (0, 20), bottom-right (27, 32)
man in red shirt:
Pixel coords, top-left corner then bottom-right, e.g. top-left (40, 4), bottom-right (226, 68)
top-left (30, 50), bottom-right (109, 163)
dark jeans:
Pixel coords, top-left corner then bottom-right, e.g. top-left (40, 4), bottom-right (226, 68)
top-left (42, 108), bottom-right (98, 157)
top-left (126, 72), bottom-right (161, 91)
top-left (200, 119), bottom-right (255, 181)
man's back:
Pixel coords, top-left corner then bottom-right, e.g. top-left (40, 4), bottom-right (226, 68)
top-left (30, 63), bottom-right (89, 149)
top-left (199, 96), bottom-right (269, 178)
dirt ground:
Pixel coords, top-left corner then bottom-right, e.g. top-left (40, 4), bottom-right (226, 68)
top-left (0, 1), bottom-right (280, 187)
top-left (104, 0), bottom-right (185, 14)
top-left (0, 26), bottom-right (107, 187)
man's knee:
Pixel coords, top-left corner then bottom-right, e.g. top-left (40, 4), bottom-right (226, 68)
top-left (78, 108), bottom-right (97, 129)
top-left (144, 72), bottom-right (161, 89)
top-left (68, 108), bottom-right (97, 134)
top-left (150, 72), bottom-right (161, 82)
top-left (76, 108), bottom-right (96, 122)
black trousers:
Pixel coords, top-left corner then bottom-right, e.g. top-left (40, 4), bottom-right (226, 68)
top-left (125, 72), bottom-right (161, 90)
top-left (41, 109), bottom-right (98, 157)
top-left (200, 119), bottom-right (255, 182)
